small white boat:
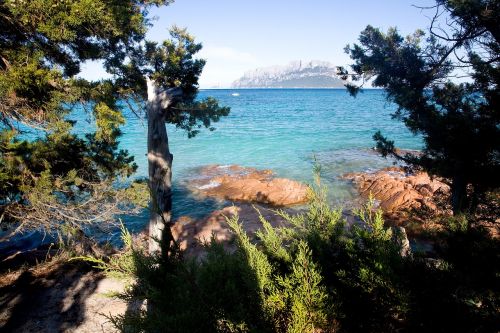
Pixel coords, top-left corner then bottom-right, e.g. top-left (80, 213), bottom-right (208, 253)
top-left (231, 93), bottom-right (240, 96)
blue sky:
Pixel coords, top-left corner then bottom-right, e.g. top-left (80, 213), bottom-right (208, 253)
top-left (81, 0), bottom-right (438, 88)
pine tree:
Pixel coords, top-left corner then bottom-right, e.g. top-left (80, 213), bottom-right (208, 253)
top-left (0, 1), bottom-right (229, 253)
top-left (340, 0), bottom-right (499, 214)
top-left (111, 27), bottom-right (230, 255)
top-left (0, 0), bottom-right (156, 233)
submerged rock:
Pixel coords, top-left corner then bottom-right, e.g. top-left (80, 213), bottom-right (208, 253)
top-left (343, 168), bottom-right (449, 212)
top-left (188, 165), bottom-right (309, 206)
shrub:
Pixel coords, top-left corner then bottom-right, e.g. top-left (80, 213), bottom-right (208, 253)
top-left (93, 181), bottom-right (498, 332)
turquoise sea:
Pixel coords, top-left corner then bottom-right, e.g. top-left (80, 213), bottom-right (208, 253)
top-left (1, 89), bottom-right (423, 249)
top-left (112, 89), bottom-right (421, 238)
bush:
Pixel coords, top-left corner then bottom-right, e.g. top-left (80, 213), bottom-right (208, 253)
top-left (96, 182), bottom-right (498, 333)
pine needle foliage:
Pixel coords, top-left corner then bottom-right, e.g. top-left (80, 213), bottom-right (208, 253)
top-left (95, 173), bottom-right (498, 333)
top-left (340, 0), bottom-right (499, 214)
top-left (1, 0), bottom-right (229, 242)
top-left (0, 0), bottom-right (174, 235)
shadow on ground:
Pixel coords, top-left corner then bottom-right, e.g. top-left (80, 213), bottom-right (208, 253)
top-left (0, 260), bottom-right (106, 333)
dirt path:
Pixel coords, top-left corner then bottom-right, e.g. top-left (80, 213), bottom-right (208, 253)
top-left (0, 261), bottom-right (129, 333)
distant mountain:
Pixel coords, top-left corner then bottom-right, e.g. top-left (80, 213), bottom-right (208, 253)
top-left (231, 60), bottom-right (346, 88)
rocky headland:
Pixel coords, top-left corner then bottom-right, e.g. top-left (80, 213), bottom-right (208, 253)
top-left (231, 60), bottom-right (345, 88)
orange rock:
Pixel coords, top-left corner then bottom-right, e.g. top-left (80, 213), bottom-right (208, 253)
top-left (343, 168), bottom-right (449, 213)
top-left (381, 189), bottom-right (423, 211)
top-left (172, 204), bottom-right (289, 258)
top-left (189, 165), bottom-right (308, 206)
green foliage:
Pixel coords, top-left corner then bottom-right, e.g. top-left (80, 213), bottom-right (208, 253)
top-left (353, 195), bottom-right (392, 241)
top-left (0, 122), bottom-right (139, 231)
top-left (255, 209), bottom-right (292, 265)
top-left (123, 26), bottom-right (231, 138)
top-left (342, 0), bottom-right (499, 213)
top-left (0, 0), bottom-right (169, 125)
top-left (94, 102), bottom-right (126, 142)
top-left (121, 180), bottom-right (150, 209)
top-left (101, 175), bottom-right (499, 332)
top-left (269, 241), bottom-right (328, 333)
top-left (145, 26), bottom-right (205, 99)
top-left (0, 0), bottom-right (171, 233)
top-left (228, 212), bottom-right (330, 332)
top-left (72, 221), bottom-right (152, 281)
top-left (0, 0), bottom-right (229, 237)
top-left (97, 182), bottom-right (388, 332)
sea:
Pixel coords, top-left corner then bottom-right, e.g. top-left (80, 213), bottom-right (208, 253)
top-left (111, 89), bottom-right (421, 239)
top-left (1, 89), bottom-right (422, 250)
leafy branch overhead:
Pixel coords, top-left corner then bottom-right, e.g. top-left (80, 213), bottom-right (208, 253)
top-left (119, 26), bottom-right (230, 138)
top-left (0, 1), bottom-right (178, 233)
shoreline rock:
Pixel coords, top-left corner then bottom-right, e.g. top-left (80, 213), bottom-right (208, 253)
top-left (187, 165), bottom-right (309, 206)
top-left (172, 164), bottom-right (309, 258)
top-left (342, 167), bottom-right (450, 213)
top-left (172, 203), bottom-right (291, 258)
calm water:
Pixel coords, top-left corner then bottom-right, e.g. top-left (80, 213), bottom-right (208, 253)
top-left (1, 89), bottom-right (422, 249)
top-left (112, 89), bottom-right (421, 236)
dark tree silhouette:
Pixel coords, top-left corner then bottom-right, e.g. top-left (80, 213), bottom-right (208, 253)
top-left (340, 0), bottom-right (499, 214)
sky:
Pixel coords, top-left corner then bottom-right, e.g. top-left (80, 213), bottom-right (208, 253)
top-left (80, 0), bottom-right (438, 88)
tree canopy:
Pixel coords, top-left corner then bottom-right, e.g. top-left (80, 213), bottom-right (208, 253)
top-left (0, 0), bottom-right (229, 239)
top-left (341, 0), bottom-right (499, 213)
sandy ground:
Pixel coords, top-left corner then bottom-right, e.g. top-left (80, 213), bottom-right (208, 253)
top-left (0, 259), bottom-right (130, 333)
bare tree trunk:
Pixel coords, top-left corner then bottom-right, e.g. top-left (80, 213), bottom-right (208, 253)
top-left (451, 173), bottom-right (467, 215)
top-left (146, 78), bottom-right (179, 256)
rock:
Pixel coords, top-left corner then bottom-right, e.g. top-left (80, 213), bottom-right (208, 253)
top-left (167, 165), bottom-right (307, 258)
top-left (416, 184), bottom-right (434, 197)
top-left (392, 226), bottom-right (412, 257)
top-left (342, 168), bottom-right (449, 213)
top-left (393, 148), bottom-right (423, 158)
top-left (381, 189), bottom-right (423, 211)
top-left (231, 60), bottom-right (345, 88)
top-left (172, 204), bottom-right (289, 258)
top-left (188, 165), bottom-right (308, 206)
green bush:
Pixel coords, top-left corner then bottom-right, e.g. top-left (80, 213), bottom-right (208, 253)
top-left (97, 182), bottom-right (498, 333)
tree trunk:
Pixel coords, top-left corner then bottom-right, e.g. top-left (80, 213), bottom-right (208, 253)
top-left (468, 184), bottom-right (483, 214)
top-left (451, 173), bottom-right (467, 215)
top-left (146, 78), bottom-right (178, 256)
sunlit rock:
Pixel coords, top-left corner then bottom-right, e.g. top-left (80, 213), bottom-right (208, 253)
top-left (343, 168), bottom-right (450, 212)
top-left (188, 165), bottom-right (308, 206)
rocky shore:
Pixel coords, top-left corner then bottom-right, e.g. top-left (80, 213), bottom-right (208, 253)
top-left (341, 166), bottom-right (455, 241)
top-left (171, 165), bottom-right (309, 257)
top-left (0, 164), bottom-right (463, 332)
top-left (187, 165), bottom-right (309, 206)
top-left (342, 167), bottom-right (450, 213)
top-left (173, 164), bottom-right (455, 257)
